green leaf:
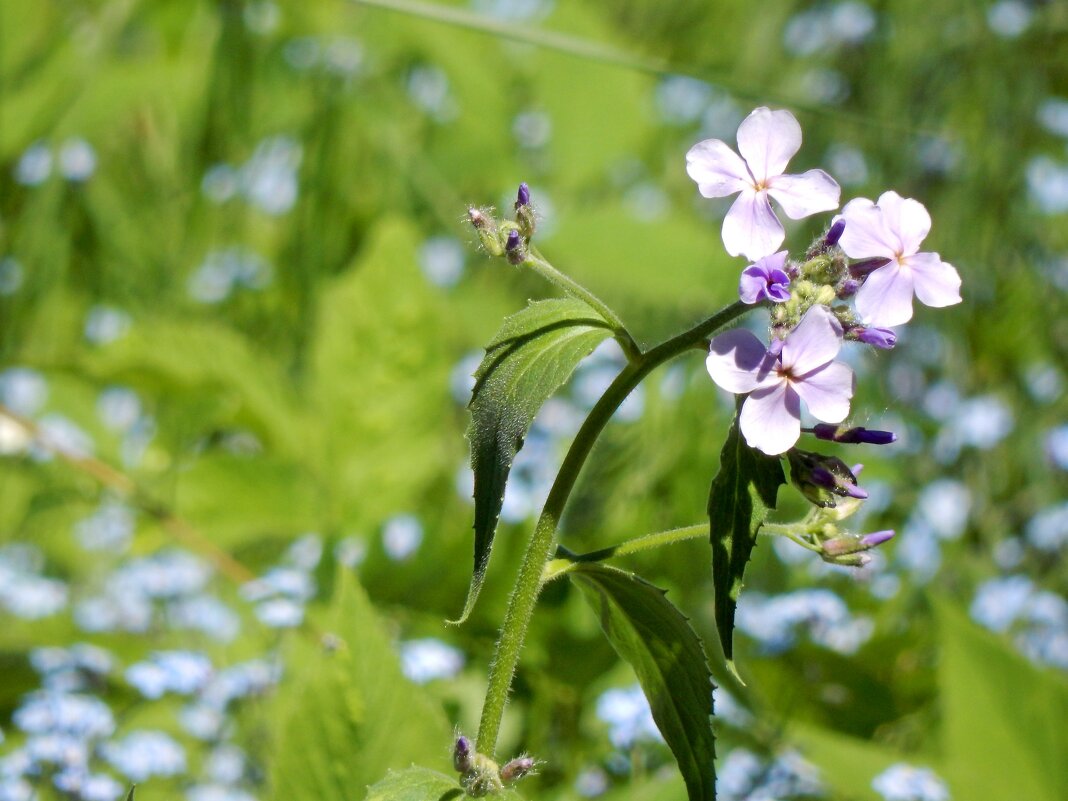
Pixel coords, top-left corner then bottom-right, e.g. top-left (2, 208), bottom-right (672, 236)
top-left (938, 600), bottom-right (1068, 801)
top-left (706, 410), bottom-right (785, 677)
top-left (454, 297), bottom-right (613, 624)
top-left (366, 768), bottom-right (463, 801)
top-left (571, 563), bottom-right (716, 801)
top-left (789, 722), bottom-right (913, 801)
top-left (269, 570), bottom-right (451, 801)
top-left (125, 788), bottom-right (135, 801)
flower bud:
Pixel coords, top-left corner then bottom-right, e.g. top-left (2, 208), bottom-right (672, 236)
top-left (849, 257), bottom-right (891, 279)
top-left (453, 735), bottom-right (473, 774)
top-left (810, 423), bottom-right (897, 445)
top-left (787, 449), bottom-right (867, 509)
top-left (825, 219), bottom-right (845, 247)
top-left (822, 529), bottom-right (894, 557)
top-left (837, 278), bottom-right (860, 299)
top-left (516, 182), bottom-right (531, 208)
top-left (504, 228), bottom-right (526, 265)
top-left (851, 326), bottom-right (897, 349)
top-left (514, 182), bottom-right (536, 239)
top-left (500, 756), bottom-right (536, 783)
top-left (468, 207), bottom-right (504, 257)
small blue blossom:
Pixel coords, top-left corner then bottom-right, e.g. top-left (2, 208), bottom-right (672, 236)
top-left (0, 257), bottom-right (23, 295)
top-left (102, 731), bottom-right (186, 782)
top-left (595, 685), bottom-right (661, 748)
top-left (399, 638), bottom-right (465, 684)
top-left (57, 139), bottom-right (97, 182)
top-left (166, 595), bottom-right (241, 642)
top-left (14, 142), bottom-right (52, 185)
top-left (381, 514), bottom-right (423, 561)
top-left (14, 693), bottom-right (115, 739)
top-left (0, 368), bottom-right (48, 416)
top-left (736, 589), bottom-right (873, 654)
top-left (419, 236), bottom-right (466, 288)
top-left (74, 502), bottom-right (135, 552)
top-left (1026, 502), bottom-right (1068, 551)
top-left (126, 651), bottom-right (213, 699)
top-left (186, 785), bottom-right (258, 801)
top-left (254, 597), bottom-right (305, 628)
top-left (872, 763), bottom-right (949, 801)
top-left (84, 306), bottom-right (132, 345)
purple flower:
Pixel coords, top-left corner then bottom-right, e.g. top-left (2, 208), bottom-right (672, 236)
top-left (739, 251), bottom-right (792, 304)
top-left (810, 423), bottom-right (896, 445)
top-left (839, 191), bottom-right (962, 327)
top-left (706, 305), bottom-right (855, 455)
top-left (686, 107), bottom-right (841, 260)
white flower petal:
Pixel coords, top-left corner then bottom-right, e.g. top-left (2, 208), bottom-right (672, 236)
top-left (793, 361), bottom-right (854, 423)
top-left (686, 139), bottom-right (751, 197)
top-left (722, 190), bottom-right (784, 260)
top-left (909, 252), bottom-right (962, 308)
top-left (855, 262), bottom-right (915, 327)
top-left (739, 382), bottom-right (801, 455)
top-left (839, 198), bottom-right (898, 260)
top-left (767, 169), bottom-right (841, 219)
top-left (737, 107), bottom-right (802, 183)
top-left (781, 305), bottom-right (843, 375)
top-left (877, 191), bottom-right (931, 255)
top-left (706, 329), bottom-right (772, 393)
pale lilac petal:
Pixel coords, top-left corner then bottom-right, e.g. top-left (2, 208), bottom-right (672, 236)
top-left (854, 262), bottom-right (915, 327)
top-left (706, 329), bottom-right (771, 393)
top-left (767, 169), bottom-right (841, 219)
top-left (722, 190), bottom-right (784, 260)
top-left (781, 305), bottom-right (843, 375)
top-left (739, 382), bottom-right (801, 455)
top-left (793, 361), bottom-right (854, 423)
top-left (736, 107), bottom-right (801, 183)
top-left (909, 252), bottom-right (962, 308)
top-left (686, 139), bottom-right (752, 197)
top-left (877, 191), bottom-right (931, 255)
top-left (839, 198), bottom-right (897, 260)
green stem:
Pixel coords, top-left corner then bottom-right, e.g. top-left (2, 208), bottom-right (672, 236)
top-left (523, 247), bottom-right (641, 362)
top-left (761, 522), bottom-right (821, 553)
top-left (544, 523), bottom-right (707, 582)
top-left (475, 299), bottom-right (749, 756)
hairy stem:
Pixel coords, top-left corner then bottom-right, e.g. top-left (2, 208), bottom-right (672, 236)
top-left (543, 523), bottom-right (707, 582)
top-left (523, 247), bottom-right (641, 361)
top-left (475, 300), bottom-right (749, 756)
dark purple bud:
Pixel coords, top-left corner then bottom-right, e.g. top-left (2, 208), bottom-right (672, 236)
top-left (453, 735), bottom-right (473, 773)
top-left (787, 449), bottom-right (868, 508)
top-left (837, 278), bottom-right (860, 299)
top-left (505, 229), bottom-right (521, 252)
top-left (849, 257), bottom-right (891, 279)
top-left (825, 219), bottom-right (846, 247)
top-left (516, 182), bottom-right (531, 208)
top-left (810, 423), bottom-right (897, 445)
top-left (500, 757), bottom-right (536, 783)
top-left (860, 530), bottom-right (895, 548)
top-left (854, 326), bottom-right (897, 349)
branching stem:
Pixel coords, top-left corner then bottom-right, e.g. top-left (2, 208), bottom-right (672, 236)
top-left (475, 295), bottom-right (749, 756)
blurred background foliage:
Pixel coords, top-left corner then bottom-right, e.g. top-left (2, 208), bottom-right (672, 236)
top-left (0, 1), bottom-right (1067, 800)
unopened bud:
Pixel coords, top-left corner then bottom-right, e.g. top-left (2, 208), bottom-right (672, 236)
top-left (514, 182), bottom-right (536, 239)
top-left (822, 530), bottom-right (894, 557)
top-left (787, 449), bottom-right (868, 509)
top-left (500, 756), bottom-right (536, 783)
top-left (825, 219), bottom-right (845, 247)
top-left (837, 278), bottom-right (860, 299)
top-left (504, 229), bottom-right (526, 264)
top-left (849, 257), bottom-right (891, 279)
top-left (810, 423), bottom-right (896, 445)
top-left (825, 552), bottom-right (872, 567)
top-left (852, 326), bottom-right (897, 349)
top-left (453, 735), bottom-right (473, 774)
top-left (468, 207), bottom-right (504, 256)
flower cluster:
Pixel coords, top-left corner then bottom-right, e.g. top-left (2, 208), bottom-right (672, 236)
top-left (693, 107), bottom-right (961, 457)
top-left (693, 106), bottom-right (961, 565)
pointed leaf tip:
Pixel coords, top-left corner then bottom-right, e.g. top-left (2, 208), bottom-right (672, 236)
top-left (707, 409), bottom-right (785, 668)
top-left (454, 298), bottom-right (613, 623)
